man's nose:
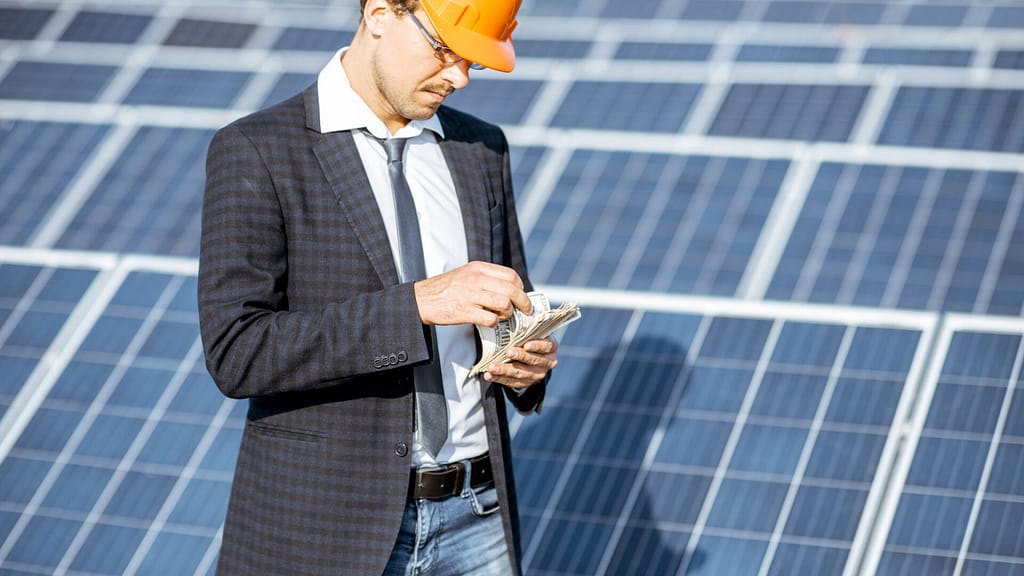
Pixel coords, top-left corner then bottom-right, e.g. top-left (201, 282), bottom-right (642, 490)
top-left (441, 60), bottom-right (471, 91)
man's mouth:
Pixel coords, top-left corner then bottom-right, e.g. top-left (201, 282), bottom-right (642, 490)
top-left (426, 85), bottom-right (454, 99)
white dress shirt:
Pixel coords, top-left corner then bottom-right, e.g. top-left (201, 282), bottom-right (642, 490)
top-left (316, 48), bottom-right (489, 467)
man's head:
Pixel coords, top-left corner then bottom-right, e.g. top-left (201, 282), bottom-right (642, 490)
top-left (360, 0), bottom-right (521, 72)
top-left (347, 0), bottom-right (521, 133)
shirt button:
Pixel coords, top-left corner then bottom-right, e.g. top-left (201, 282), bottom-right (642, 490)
top-left (394, 442), bottom-right (409, 457)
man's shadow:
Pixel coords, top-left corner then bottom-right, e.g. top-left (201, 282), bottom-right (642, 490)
top-left (511, 334), bottom-right (709, 575)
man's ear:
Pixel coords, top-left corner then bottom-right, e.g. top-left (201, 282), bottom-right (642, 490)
top-left (362, 0), bottom-right (391, 36)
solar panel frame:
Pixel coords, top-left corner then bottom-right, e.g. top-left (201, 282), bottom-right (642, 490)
top-left (861, 313), bottom-right (1024, 576)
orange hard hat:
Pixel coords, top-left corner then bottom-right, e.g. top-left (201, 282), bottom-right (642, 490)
top-left (419, 0), bottom-right (522, 72)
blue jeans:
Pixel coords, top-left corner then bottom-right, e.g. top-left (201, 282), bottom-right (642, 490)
top-left (383, 460), bottom-right (512, 576)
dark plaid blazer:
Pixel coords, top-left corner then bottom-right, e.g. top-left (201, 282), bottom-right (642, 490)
top-left (198, 83), bottom-right (544, 576)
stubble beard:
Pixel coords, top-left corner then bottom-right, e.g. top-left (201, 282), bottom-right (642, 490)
top-left (372, 60), bottom-right (445, 123)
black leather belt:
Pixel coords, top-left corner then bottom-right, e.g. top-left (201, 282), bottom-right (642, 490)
top-left (409, 453), bottom-right (493, 500)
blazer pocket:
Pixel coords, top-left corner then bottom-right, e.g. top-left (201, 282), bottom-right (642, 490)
top-left (247, 420), bottom-right (327, 444)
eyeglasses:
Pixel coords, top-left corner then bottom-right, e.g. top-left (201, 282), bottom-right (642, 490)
top-left (408, 12), bottom-right (485, 71)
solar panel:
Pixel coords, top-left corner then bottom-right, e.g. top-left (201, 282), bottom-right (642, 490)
top-left (762, 1), bottom-right (834, 24)
top-left (903, 4), bottom-right (969, 27)
top-left (441, 78), bottom-right (545, 126)
top-left (123, 68), bottom-right (252, 108)
top-left (879, 87), bottom-right (1024, 153)
top-left (735, 44), bottom-right (840, 64)
top-left (709, 83), bottom-right (870, 142)
top-left (867, 316), bottom-right (1024, 575)
top-left (550, 81), bottom-right (702, 132)
top-left (600, 0), bottom-right (662, 20)
top-left (509, 145), bottom-right (548, 205)
top-left (827, 2), bottom-right (888, 25)
top-left (2, 0), bottom-right (1024, 574)
top-left (0, 260), bottom-right (236, 576)
top-left (272, 27), bottom-right (355, 52)
top-left (53, 127), bottom-right (213, 257)
top-left (614, 42), bottom-right (713, 62)
top-left (260, 72), bottom-right (318, 109)
top-left (0, 121), bottom-right (110, 246)
top-left (59, 11), bottom-right (153, 44)
top-left (162, 18), bottom-right (256, 49)
top-left (766, 164), bottom-right (1024, 315)
top-left (987, 4), bottom-right (1024, 28)
top-left (515, 40), bottom-right (593, 60)
top-left (527, 151), bottom-right (787, 294)
top-left (681, 0), bottom-right (746, 22)
top-left (516, 293), bottom-right (934, 576)
top-left (863, 47), bottom-right (974, 68)
top-left (0, 263), bottom-right (99, 422)
top-left (994, 50), bottom-right (1024, 70)
top-left (0, 8), bottom-right (53, 40)
top-left (0, 61), bottom-right (118, 102)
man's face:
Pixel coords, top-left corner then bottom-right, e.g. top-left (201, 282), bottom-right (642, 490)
top-left (372, 7), bottom-right (471, 124)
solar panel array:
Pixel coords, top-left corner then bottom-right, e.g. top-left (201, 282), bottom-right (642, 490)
top-left (1, 0), bottom-right (1023, 574)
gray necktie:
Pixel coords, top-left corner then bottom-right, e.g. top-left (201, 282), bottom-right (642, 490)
top-left (377, 136), bottom-right (448, 458)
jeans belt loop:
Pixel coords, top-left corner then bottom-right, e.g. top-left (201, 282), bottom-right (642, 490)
top-left (453, 461), bottom-right (466, 495)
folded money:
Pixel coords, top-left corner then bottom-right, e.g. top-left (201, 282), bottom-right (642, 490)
top-left (470, 291), bottom-right (581, 376)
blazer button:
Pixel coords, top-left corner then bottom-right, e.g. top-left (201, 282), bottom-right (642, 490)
top-left (394, 442), bottom-right (409, 457)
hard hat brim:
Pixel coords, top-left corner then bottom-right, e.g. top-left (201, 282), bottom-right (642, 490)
top-left (420, 3), bottom-right (516, 72)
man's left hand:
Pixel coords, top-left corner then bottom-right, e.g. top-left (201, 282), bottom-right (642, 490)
top-left (483, 337), bottom-right (558, 388)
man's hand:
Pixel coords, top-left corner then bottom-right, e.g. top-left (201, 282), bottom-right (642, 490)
top-left (414, 261), bottom-right (533, 327)
top-left (483, 337), bottom-right (558, 389)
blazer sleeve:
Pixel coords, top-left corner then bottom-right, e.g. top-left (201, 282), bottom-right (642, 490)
top-left (198, 123), bottom-right (430, 399)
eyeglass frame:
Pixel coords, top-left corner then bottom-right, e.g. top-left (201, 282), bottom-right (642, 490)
top-left (408, 12), bottom-right (486, 70)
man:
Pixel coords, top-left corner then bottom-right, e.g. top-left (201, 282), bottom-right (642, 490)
top-left (197, 0), bottom-right (556, 574)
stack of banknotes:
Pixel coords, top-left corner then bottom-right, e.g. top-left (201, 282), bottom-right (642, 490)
top-left (470, 291), bottom-right (581, 376)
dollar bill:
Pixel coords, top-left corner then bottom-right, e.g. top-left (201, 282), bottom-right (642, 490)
top-left (470, 291), bottom-right (581, 376)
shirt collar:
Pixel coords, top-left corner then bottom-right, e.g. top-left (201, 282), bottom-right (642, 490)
top-left (316, 47), bottom-right (445, 140)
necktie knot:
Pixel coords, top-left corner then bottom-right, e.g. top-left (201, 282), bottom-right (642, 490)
top-left (380, 137), bottom-right (407, 165)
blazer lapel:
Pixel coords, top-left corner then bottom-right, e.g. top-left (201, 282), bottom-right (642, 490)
top-left (438, 110), bottom-right (492, 265)
top-left (304, 92), bottom-right (494, 285)
top-left (306, 86), bottom-right (400, 286)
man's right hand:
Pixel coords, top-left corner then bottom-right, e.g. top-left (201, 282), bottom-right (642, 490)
top-left (413, 261), bottom-right (533, 327)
